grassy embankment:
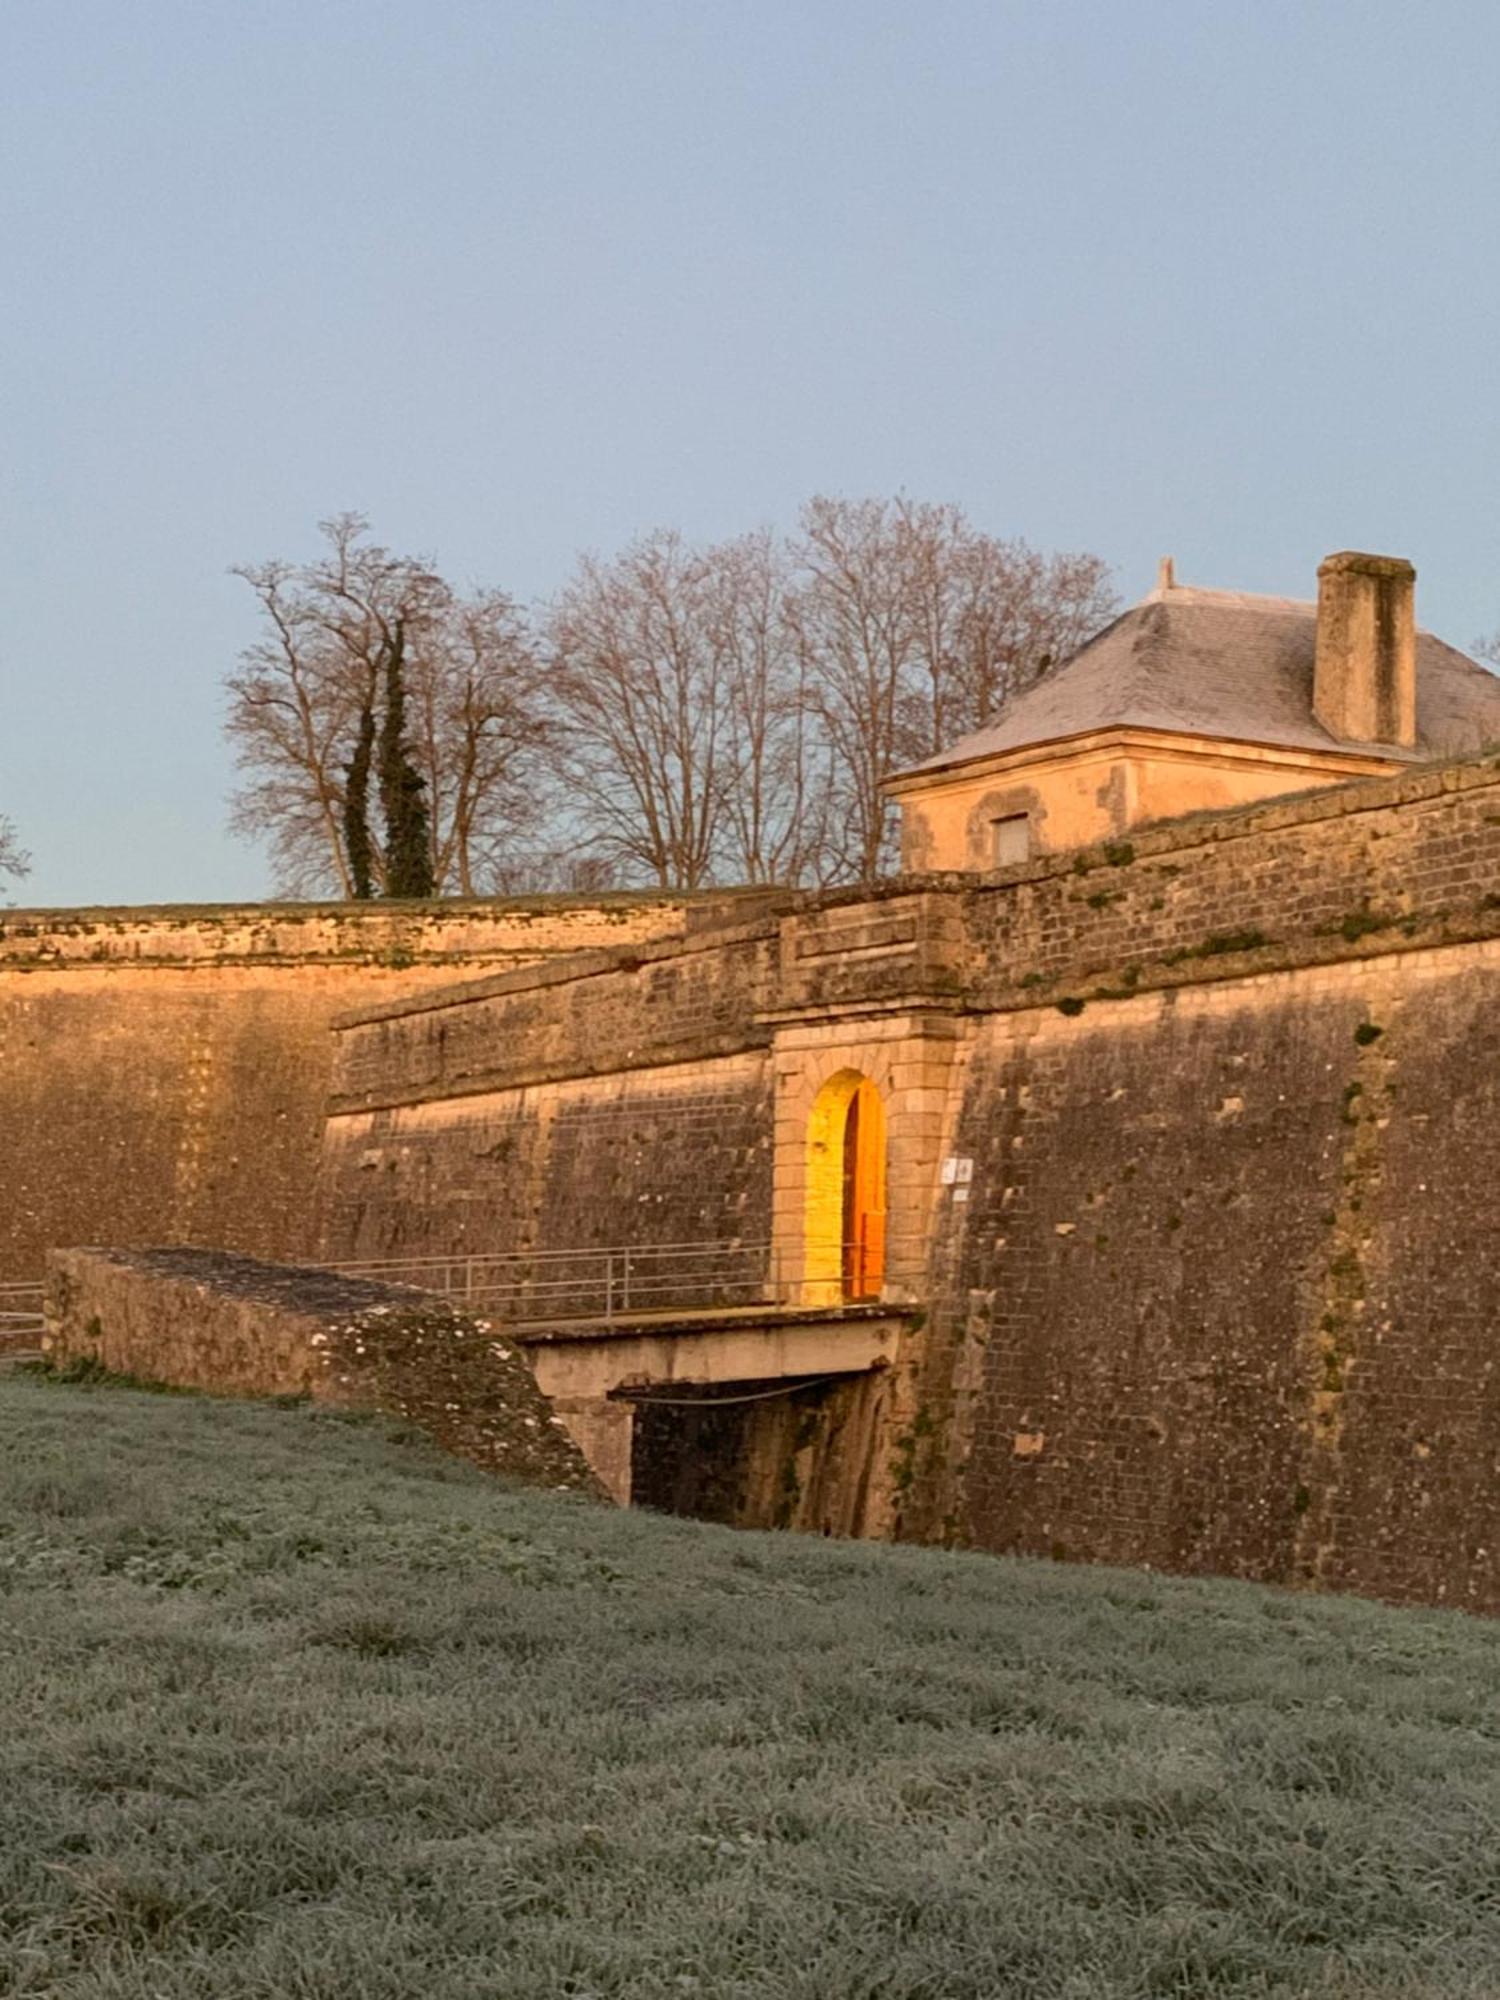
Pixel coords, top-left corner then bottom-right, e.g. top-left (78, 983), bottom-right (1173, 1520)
top-left (3, 1370), bottom-right (1499, 1999)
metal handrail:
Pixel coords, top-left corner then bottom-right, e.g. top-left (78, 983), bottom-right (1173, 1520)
top-left (334, 1237), bottom-right (927, 1273)
top-left (0, 1238), bottom-right (927, 1345)
top-left (0, 1281), bottom-right (44, 1346)
top-left (339, 1238), bottom-right (782, 1271)
top-left (327, 1234), bottom-right (927, 1326)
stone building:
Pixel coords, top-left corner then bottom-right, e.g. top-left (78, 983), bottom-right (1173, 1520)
top-left (889, 550), bottom-right (1500, 868)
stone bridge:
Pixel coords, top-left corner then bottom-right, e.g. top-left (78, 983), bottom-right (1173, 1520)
top-left (328, 1241), bottom-right (921, 1525)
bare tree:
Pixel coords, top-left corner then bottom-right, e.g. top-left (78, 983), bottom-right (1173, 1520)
top-left (226, 551), bottom-right (361, 896)
top-left (791, 497), bottom-right (925, 881)
top-left (486, 847), bottom-right (621, 895)
top-left (226, 516), bottom-right (435, 894)
top-left (408, 590), bottom-right (551, 897)
top-left (226, 516), bottom-right (546, 896)
top-left (941, 534), bottom-right (1116, 740)
top-left (708, 530), bottom-right (833, 885)
top-left (791, 496), bottom-right (1117, 880)
top-left (547, 531), bottom-right (725, 890)
top-left (547, 528), bottom-right (842, 890)
top-left (0, 814), bottom-right (30, 889)
top-left (230, 501), bottom-right (1113, 898)
top-left (544, 498), bottom-right (1115, 889)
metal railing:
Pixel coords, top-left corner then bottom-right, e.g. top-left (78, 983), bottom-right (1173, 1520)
top-left (329, 1235), bottom-right (926, 1328)
top-left (0, 1282), bottom-right (44, 1351)
top-left (0, 1238), bottom-right (926, 1355)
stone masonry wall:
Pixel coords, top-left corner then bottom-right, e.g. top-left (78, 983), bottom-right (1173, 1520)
top-left (907, 942), bottom-right (1500, 1614)
top-left (962, 756), bottom-right (1500, 1007)
top-left (0, 897), bottom-right (692, 1281)
top-left (321, 1055), bottom-right (775, 1309)
top-left (325, 758), bottom-right (1500, 1125)
top-left (777, 757), bottom-right (1500, 1018)
top-left (329, 926), bottom-right (777, 1114)
top-left (321, 755), bottom-right (1500, 1611)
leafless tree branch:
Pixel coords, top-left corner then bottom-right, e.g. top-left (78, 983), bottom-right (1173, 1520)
top-left (225, 518), bottom-right (548, 896)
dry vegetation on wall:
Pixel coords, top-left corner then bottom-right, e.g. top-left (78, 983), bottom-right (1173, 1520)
top-left (5, 1372), bottom-right (1500, 1999)
top-left (225, 504), bottom-right (1115, 896)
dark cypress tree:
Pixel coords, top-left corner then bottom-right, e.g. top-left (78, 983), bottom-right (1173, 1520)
top-left (342, 697), bottom-right (376, 899)
top-left (378, 618), bottom-right (435, 898)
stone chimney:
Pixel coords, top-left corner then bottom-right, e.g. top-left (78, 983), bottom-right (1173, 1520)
top-left (1313, 551), bottom-right (1417, 748)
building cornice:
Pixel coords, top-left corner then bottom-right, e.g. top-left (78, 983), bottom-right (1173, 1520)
top-left (884, 725), bottom-right (1403, 799)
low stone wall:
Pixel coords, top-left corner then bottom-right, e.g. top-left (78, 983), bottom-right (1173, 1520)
top-left (43, 1247), bottom-right (601, 1497)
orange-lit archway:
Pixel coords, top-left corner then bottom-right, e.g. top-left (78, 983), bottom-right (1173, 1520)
top-left (805, 1071), bottom-right (887, 1302)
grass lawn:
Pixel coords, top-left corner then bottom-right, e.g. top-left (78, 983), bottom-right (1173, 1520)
top-left (2, 1374), bottom-right (1499, 1999)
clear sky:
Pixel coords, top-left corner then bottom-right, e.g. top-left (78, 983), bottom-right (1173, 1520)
top-left (4, 0), bottom-right (1498, 906)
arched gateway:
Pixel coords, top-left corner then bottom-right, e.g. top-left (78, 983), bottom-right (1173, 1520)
top-left (804, 1070), bottom-right (888, 1302)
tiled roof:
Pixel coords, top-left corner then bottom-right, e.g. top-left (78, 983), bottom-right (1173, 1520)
top-left (896, 586), bottom-right (1500, 778)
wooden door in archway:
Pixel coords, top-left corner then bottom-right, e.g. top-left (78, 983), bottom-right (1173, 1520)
top-left (840, 1078), bottom-right (887, 1301)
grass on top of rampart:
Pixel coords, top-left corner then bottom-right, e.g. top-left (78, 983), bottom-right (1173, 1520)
top-left (3, 1369), bottom-right (1499, 2000)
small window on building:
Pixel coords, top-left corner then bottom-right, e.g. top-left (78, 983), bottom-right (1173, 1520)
top-left (991, 814), bottom-right (1031, 867)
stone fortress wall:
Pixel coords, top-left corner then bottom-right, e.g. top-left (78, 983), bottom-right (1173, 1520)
top-left (13, 758), bottom-right (1500, 1611)
top-left (0, 896), bottom-right (699, 1283)
top-left (321, 756), bottom-right (1500, 1612)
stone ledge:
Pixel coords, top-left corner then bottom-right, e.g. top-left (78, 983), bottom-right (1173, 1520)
top-left (514, 1299), bottom-right (921, 1346)
top-left (329, 916), bottom-right (781, 1031)
top-left (0, 897), bottom-right (696, 973)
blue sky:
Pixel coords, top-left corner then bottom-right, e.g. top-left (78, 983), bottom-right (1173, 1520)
top-left (4, 0), bottom-right (1498, 905)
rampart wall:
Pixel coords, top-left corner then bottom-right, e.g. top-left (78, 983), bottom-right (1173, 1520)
top-left (0, 896), bottom-right (693, 1282)
top-left (319, 914), bottom-right (781, 1266)
top-left (321, 757), bottom-right (1500, 1611)
top-left (909, 943), bottom-right (1500, 1610)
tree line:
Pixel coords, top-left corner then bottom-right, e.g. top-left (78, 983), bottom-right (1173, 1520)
top-left (225, 500), bottom-right (1117, 897)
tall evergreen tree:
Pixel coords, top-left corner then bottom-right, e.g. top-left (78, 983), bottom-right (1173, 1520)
top-left (342, 698), bottom-right (376, 899)
top-left (378, 619), bottom-right (435, 898)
